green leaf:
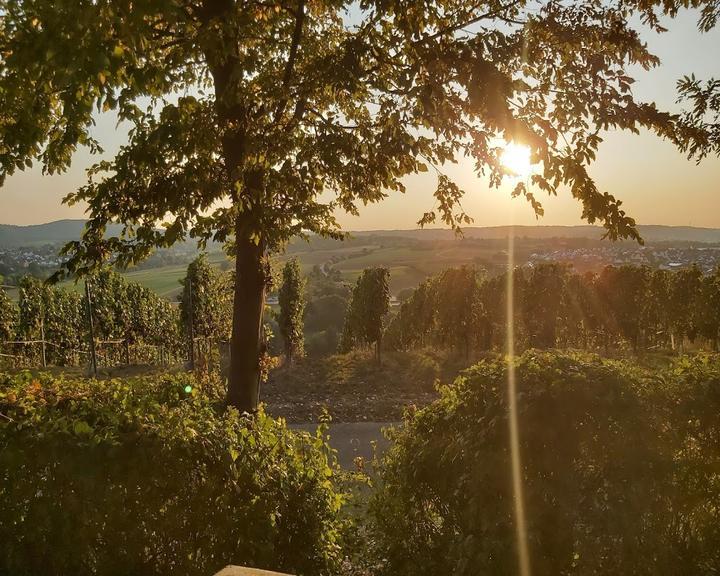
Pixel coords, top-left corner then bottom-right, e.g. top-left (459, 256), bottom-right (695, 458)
top-left (73, 420), bottom-right (93, 436)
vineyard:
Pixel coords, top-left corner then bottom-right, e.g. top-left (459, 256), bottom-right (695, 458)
top-left (385, 263), bottom-right (720, 356)
top-left (4, 260), bottom-right (720, 374)
top-left (0, 257), bottom-right (235, 373)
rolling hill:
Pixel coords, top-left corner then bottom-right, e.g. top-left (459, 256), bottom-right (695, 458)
top-left (0, 220), bottom-right (124, 248)
top-left (2, 219), bottom-right (719, 248)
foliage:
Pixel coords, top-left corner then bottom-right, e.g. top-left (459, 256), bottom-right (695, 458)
top-left (16, 276), bottom-right (85, 365)
top-left (668, 264), bottom-right (704, 346)
top-left (522, 262), bottom-right (569, 348)
top-left (7, 271), bottom-right (182, 367)
top-left (278, 258), bottom-right (306, 363)
top-left (386, 263), bottom-right (720, 355)
top-left (696, 269), bottom-right (720, 347)
top-left (370, 351), bottom-right (720, 576)
top-left (0, 286), bottom-right (16, 342)
top-left (0, 371), bottom-right (343, 576)
top-left (385, 279), bottom-right (438, 351)
top-left (87, 268), bottom-right (182, 352)
top-left (595, 264), bottom-right (650, 349)
top-left (17, 275), bottom-right (44, 340)
top-left (433, 266), bottom-right (482, 357)
top-left (340, 268), bottom-right (390, 359)
top-left (180, 254), bottom-right (232, 341)
top-left (304, 294), bottom-right (348, 357)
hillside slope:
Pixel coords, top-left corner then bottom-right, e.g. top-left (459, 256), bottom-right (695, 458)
top-left (3, 220), bottom-right (720, 248)
top-left (0, 220), bottom-right (124, 248)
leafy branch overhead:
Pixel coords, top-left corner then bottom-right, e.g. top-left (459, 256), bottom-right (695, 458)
top-left (1, 0), bottom-right (719, 268)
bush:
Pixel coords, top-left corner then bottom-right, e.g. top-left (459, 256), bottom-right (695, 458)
top-left (0, 371), bottom-right (343, 576)
top-left (370, 351), bottom-right (720, 576)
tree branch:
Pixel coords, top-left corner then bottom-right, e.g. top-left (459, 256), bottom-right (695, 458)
top-left (415, 0), bottom-right (524, 45)
top-left (274, 0), bottom-right (306, 123)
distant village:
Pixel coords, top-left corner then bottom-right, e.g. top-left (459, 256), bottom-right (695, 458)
top-left (0, 243), bottom-right (199, 281)
top-left (528, 243), bottom-right (720, 274)
top-left (3, 237), bottom-right (720, 286)
top-left (0, 244), bottom-right (66, 279)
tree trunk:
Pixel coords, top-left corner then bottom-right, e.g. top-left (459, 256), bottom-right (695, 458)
top-left (227, 234), bottom-right (266, 412)
top-left (200, 0), bottom-right (270, 412)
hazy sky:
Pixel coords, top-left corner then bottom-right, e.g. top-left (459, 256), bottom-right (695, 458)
top-left (1, 10), bottom-right (718, 230)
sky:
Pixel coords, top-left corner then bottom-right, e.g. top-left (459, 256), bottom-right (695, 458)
top-left (1, 9), bottom-right (718, 230)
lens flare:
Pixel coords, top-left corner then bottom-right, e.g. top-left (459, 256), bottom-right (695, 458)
top-left (501, 143), bottom-right (532, 179)
top-left (507, 226), bottom-right (532, 576)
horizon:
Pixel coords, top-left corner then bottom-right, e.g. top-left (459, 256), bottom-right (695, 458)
top-left (3, 217), bottom-right (720, 232)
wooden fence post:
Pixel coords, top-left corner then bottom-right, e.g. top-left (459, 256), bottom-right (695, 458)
top-left (85, 279), bottom-right (99, 378)
top-left (40, 317), bottom-right (47, 368)
top-left (188, 277), bottom-right (195, 370)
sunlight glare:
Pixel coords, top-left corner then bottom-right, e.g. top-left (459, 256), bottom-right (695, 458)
top-left (507, 225), bottom-right (532, 576)
top-left (501, 143), bottom-right (532, 179)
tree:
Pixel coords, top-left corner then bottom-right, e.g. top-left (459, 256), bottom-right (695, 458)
top-left (643, 268), bottom-right (672, 349)
top-left (304, 294), bottom-right (348, 336)
top-left (595, 265), bottom-right (650, 351)
top-left (277, 258), bottom-right (306, 364)
top-left (523, 263), bottom-right (569, 349)
top-left (434, 266), bottom-right (481, 359)
top-left (340, 267), bottom-right (389, 362)
top-left (668, 265), bottom-right (703, 351)
top-left (2, 1), bottom-right (718, 410)
top-left (180, 255), bottom-right (232, 342)
top-left (17, 276), bottom-right (45, 343)
top-left (695, 267), bottom-right (720, 350)
top-left (560, 271), bottom-right (599, 348)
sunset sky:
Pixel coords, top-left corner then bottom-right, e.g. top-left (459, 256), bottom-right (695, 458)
top-left (1, 10), bottom-right (718, 230)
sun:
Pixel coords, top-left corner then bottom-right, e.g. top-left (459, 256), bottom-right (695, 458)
top-left (501, 142), bottom-right (532, 179)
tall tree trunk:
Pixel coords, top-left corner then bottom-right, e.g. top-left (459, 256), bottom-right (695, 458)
top-left (227, 234), bottom-right (266, 412)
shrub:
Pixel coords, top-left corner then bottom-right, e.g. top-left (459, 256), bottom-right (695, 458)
top-left (0, 371), bottom-right (342, 576)
top-left (370, 351), bottom-right (720, 576)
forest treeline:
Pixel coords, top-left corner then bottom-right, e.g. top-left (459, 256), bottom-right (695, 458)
top-left (384, 263), bottom-right (720, 355)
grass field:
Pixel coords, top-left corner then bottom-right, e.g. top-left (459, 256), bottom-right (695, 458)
top-left (5, 234), bottom-right (567, 300)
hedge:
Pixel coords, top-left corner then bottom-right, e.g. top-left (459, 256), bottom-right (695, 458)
top-left (371, 351), bottom-right (720, 575)
top-left (0, 371), bottom-right (343, 576)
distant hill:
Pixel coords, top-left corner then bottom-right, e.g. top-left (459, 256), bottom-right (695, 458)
top-left (352, 225), bottom-right (720, 244)
top-left (0, 220), bottom-right (124, 248)
top-left (2, 220), bottom-right (720, 249)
